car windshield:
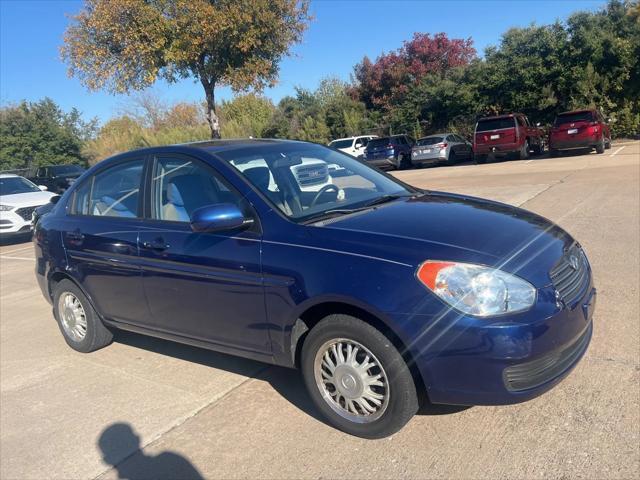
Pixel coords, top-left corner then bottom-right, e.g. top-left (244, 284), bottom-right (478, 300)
top-left (476, 118), bottom-right (516, 132)
top-left (554, 112), bottom-right (594, 126)
top-left (0, 176), bottom-right (40, 195)
top-left (50, 165), bottom-right (84, 175)
top-left (218, 143), bottom-right (414, 222)
top-left (417, 136), bottom-right (444, 146)
top-left (329, 139), bottom-right (353, 149)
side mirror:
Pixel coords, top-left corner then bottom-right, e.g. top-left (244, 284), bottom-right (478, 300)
top-left (190, 203), bottom-right (252, 233)
top-left (38, 185), bottom-right (48, 191)
top-left (50, 195), bottom-right (61, 205)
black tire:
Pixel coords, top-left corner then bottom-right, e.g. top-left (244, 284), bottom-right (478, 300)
top-left (533, 139), bottom-right (545, 155)
top-left (301, 314), bottom-right (419, 439)
top-left (398, 154), bottom-right (411, 170)
top-left (605, 138), bottom-right (611, 149)
top-left (595, 140), bottom-right (605, 154)
top-left (474, 154), bottom-right (487, 164)
top-left (549, 148), bottom-right (560, 157)
top-left (53, 279), bottom-right (113, 353)
top-left (446, 150), bottom-right (456, 166)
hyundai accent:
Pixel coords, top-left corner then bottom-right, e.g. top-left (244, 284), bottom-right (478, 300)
top-left (33, 140), bottom-right (595, 438)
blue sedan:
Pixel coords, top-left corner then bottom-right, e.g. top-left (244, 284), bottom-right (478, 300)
top-left (33, 139), bottom-right (595, 438)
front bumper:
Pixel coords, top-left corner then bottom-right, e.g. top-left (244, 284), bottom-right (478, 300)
top-left (0, 210), bottom-right (34, 237)
top-left (395, 281), bottom-right (595, 406)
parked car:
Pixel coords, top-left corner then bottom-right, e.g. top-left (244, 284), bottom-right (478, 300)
top-left (233, 157), bottom-right (333, 194)
top-left (29, 164), bottom-right (85, 194)
top-left (35, 139), bottom-right (595, 438)
top-left (411, 133), bottom-right (473, 167)
top-left (473, 113), bottom-right (545, 164)
top-left (364, 134), bottom-right (414, 169)
top-left (0, 174), bottom-right (57, 239)
top-left (329, 135), bottom-right (377, 158)
top-left (549, 109), bottom-right (611, 156)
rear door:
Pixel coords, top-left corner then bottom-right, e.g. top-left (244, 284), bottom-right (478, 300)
top-left (61, 157), bottom-right (148, 324)
top-left (137, 153), bottom-right (269, 357)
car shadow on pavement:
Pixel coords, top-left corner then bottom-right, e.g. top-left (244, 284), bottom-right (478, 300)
top-left (98, 422), bottom-right (205, 480)
top-left (113, 330), bottom-right (471, 431)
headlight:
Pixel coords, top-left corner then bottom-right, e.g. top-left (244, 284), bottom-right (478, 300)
top-left (0, 205), bottom-right (14, 211)
top-left (417, 261), bottom-right (536, 317)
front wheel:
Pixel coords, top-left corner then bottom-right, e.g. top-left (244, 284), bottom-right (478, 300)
top-left (515, 140), bottom-right (530, 160)
top-left (474, 154), bottom-right (487, 164)
top-left (605, 138), bottom-right (612, 149)
top-left (301, 314), bottom-right (419, 439)
top-left (398, 154), bottom-right (411, 170)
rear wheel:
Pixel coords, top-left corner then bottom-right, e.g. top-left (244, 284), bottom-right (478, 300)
top-left (605, 138), bottom-right (612, 149)
top-left (53, 279), bottom-right (113, 353)
top-left (398, 154), bottom-right (411, 170)
top-left (446, 150), bottom-right (456, 166)
top-left (595, 139), bottom-right (605, 154)
top-left (301, 314), bottom-right (419, 439)
top-left (515, 140), bottom-right (530, 160)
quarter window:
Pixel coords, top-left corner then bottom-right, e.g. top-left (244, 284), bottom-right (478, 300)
top-left (150, 156), bottom-right (245, 223)
top-left (73, 159), bottom-right (143, 217)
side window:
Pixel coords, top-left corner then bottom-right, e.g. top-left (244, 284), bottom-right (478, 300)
top-left (354, 138), bottom-right (363, 148)
top-left (73, 177), bottom-right (92, 215)
top-left (517, 116), bottom-right (526, 127)
top-left (89, 160), bottom-right (143, 217)
top-left (151, 156), bottom-right (244, 222)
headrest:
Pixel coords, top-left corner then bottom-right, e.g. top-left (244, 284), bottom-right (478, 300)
top-left (166, 182), bottom-right (185, 207)
top-left (243, 166), bottom-right (271, 190)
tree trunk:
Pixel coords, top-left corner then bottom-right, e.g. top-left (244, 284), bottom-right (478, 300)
top-left (201, 79), bottom-right (221, 139)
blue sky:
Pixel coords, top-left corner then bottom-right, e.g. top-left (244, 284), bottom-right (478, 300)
top-left (1, 0), bottom-right (604, 123)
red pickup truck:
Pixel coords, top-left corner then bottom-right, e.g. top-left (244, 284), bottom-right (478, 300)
top-left (473, 113), bottom-right (545, 164)
top-left (549, 109), bottom-right (611, 156)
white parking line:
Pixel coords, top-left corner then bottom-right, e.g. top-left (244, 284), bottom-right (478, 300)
top-left (0, 245), bottom-right (33, 255)
top-left (610, 146), bottom-right (626, 157)
top-left (0, 256), bottom-right (34, 261)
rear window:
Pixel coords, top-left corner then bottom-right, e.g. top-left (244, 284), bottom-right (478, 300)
top-left (329, 139), bottom-right (353, 149)
top-left (554, 111), bottom-right (594, 126)
top-left (367, 138), bottom-right (391, 148)
top-left (417, 136), bottom-right (444, 146)
top-left (476, 118), bottom-right (516, 132)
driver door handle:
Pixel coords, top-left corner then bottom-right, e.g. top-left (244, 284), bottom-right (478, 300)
top-left (142, 239), bottom-right (170, 251)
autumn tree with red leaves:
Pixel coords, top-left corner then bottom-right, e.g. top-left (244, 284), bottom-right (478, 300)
top-left (353, 33), bottom-right (476, 112)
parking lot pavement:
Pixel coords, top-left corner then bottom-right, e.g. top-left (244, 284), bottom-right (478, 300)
top-left (1, 142), bottom-right (639, 479)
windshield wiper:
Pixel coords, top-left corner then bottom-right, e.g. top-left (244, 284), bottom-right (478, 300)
top-left (302, 194), bottom-right (413, 224)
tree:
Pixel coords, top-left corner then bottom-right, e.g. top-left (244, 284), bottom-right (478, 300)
top-left (0, 98), bottom-right (95, 171)
top-left (61, 0), bottom-right (311, 139)
top-left (218, 94), bottom-right (275, 138)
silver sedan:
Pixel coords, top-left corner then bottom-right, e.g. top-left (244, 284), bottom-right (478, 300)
top-left (411, 133), bottom-right (473, 167)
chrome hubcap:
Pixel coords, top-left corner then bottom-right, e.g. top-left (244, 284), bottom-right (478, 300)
top-left (314, 338), bottom-right (389, 423)
top-left (58, 293), bottom-right (87, 342)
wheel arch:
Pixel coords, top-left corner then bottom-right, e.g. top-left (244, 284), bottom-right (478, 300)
top-left (290, 300), bottom-right (427, 400)
top-left (47, 270), bottom-right (102, 319)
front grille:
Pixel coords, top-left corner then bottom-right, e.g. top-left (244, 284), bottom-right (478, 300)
top-left (503, 324), bottom-right (592, 392)
top-left (15, 206), bottom-right (36, 221)
top-left (550, 245), bottom-right (590, 307)
top-left (294, 164), bottom-right (329, 186)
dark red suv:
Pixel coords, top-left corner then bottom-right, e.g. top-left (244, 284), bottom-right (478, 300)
top-left (549, 109), bottom-right (611, 156)
top-left (473, 113), bottom-right (545, 164)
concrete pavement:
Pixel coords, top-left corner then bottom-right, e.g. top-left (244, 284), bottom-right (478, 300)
top-left (1, 142), bottom-right (638, 479)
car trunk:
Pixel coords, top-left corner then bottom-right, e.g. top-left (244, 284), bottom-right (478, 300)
top-left (475, 117), bottom-right (517, 147)
top-left (551, 112), bottom-right (599, 142)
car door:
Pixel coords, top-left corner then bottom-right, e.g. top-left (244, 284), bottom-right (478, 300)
top-left (61, 157), bottom-right (148, 324)
top-left (137, 153), bottom-right (269, 357)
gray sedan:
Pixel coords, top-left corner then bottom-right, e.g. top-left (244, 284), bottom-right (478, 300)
top-left (411, 133), bottom-right (473, 167)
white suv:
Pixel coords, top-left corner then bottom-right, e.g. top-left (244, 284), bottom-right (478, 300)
top-left (0, 174), bottom-right (56, 238)
top-left (329, 135), bottom-right (377, 158)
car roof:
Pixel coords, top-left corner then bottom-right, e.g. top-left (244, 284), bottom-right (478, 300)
top-left (478, 113), bottom-right (523, 121)
top-left (557, 109), bottom-right (595, 115)
top-left (418, 133), bottom-right (453, 139)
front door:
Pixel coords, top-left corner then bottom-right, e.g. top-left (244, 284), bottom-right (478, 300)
top-left (137, 154), bottom-right (269, 358)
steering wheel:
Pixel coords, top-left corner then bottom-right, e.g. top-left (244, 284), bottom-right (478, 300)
top-left (309, 184), bottom-right (340, 209)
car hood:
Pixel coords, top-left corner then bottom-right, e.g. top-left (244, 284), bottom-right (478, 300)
top-left (0, 191), bottom-right (56, 207)
top-left (315, 192), bottom-right (574, 286)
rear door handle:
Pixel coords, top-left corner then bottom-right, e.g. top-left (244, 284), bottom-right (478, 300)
top-left (142, 239), bottom-right (170, 251)
top-left (65, 229), bottom-right (84, 244)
